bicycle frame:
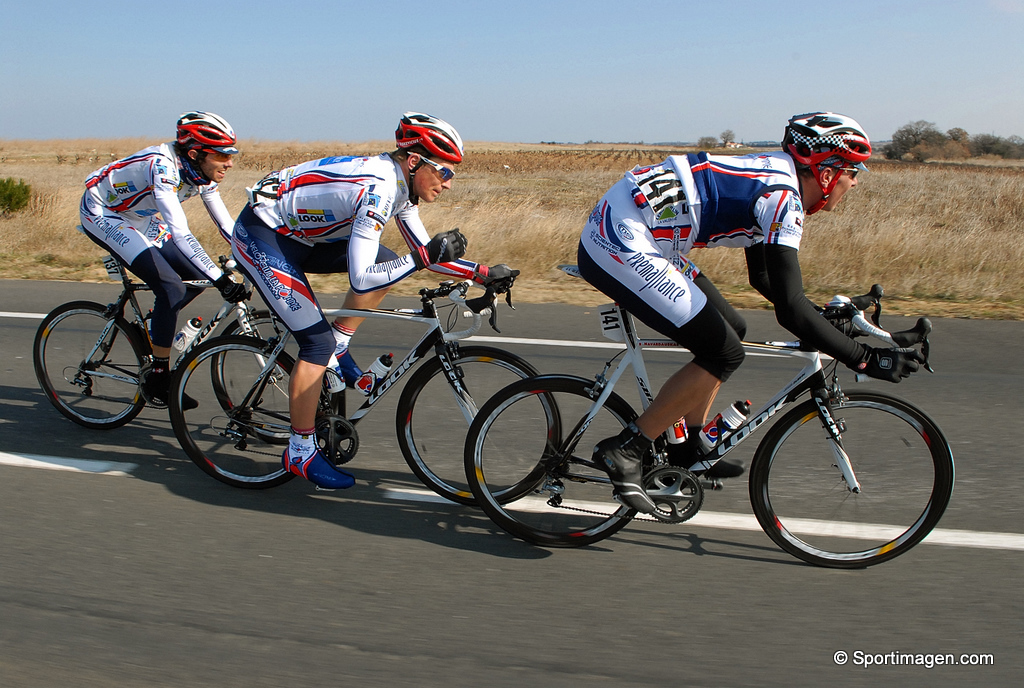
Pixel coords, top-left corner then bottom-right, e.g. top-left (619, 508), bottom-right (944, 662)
top-left (585, 303), bottom-right (860, 490)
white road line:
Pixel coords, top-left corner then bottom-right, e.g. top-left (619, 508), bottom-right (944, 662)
top-left (0, 311), bottom-right (47, 319)
top-left (0, 451), bottom-right (137, 475)
top-left (379, 486), bottom-right (1024, 552)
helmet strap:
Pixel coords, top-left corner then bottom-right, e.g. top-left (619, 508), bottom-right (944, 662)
top-left (807, 164), bottom-right (842, 215)
top-left (407, 158), bottom-right (425, 206)
top-left (180, 149), bottom-right (212, 185)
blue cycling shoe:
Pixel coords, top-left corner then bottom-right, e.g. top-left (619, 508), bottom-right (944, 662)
top-left (282, 447), bottom-right (355, 489)
top-left (334, 350), bottom-right (364, 388)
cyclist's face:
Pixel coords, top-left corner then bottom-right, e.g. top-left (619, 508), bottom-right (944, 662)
top-left (195, 151), bottom-right (235, 183)
top-left (820, 166), bottom-right (859, 211)
top-left (411, 154), bottom-right (455, 203)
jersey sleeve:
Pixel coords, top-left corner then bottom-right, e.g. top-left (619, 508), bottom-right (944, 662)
top-left (151, 157), bottom-right (223, 281)
top-left (752, 187), bottom-right (804, 250)
top-left (345, 188), bottom-right (419, 293)
top-left (200, 183), bottom-right (235, 244)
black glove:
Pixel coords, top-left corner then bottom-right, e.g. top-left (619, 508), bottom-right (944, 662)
top-left (476, 264), bottom-right (520, 292)
top-left (213, 274), bottom-right (248, 303)
top-left (415, 229), bottom-right (468, 269)
top-left (853, 347), bottom-right (921, 383)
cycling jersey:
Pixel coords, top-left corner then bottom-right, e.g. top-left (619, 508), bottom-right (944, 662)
top-left (80, 142), bottom-right (232, 280)
top-left (245, 153), bottom-right (480, 293)
top-left (579, 151), bottom-right (866, 370)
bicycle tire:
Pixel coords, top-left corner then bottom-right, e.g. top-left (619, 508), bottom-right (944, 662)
top-left (33, 300), bottom-right (147, 429)
top-left (396, 345), bottom-right (539, 505)
top-left (748, 391), bottom-right (954, 568)
top-left (465, 375), bottom-right (638, 547)
top-left (169, 335), bottom-right (297, 488)
top-left (210, 309), bottom-right (291, 410)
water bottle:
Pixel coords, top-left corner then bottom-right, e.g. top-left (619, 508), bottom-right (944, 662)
top-left (354, 353), bottom-right (394, 396)
top-left (697, 400), bottom-right (751, 453)
top-left (665, 418), bottom-right (688, 445)
top-left (325, 356), bottom-right (346, 394)
top-left (172, 317), bottom-right (203, 351)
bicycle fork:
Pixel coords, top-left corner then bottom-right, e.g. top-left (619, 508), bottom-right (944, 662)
top-left (813, 392), bottom-right (862, 493)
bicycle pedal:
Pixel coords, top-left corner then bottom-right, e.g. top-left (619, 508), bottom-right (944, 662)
top-left (701, 478), bottom-right (723, 491)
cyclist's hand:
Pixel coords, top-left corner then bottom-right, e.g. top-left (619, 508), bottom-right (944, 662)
top-left (853, 347), bottom-right (922, 383)
top-left (214, 274), bottom-right (248, 303)
top-left (423, 228), bottom-right (468, 266)
top-left (476, 264), bottom-right (520, 293)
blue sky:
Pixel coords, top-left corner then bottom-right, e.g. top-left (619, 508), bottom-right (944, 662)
top-left (2, 0), bottom-right (1022, 144)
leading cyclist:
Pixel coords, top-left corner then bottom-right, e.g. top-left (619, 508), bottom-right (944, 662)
top-left (79, 111), bottom-right (248, 407)
top-left (232, 112), bottom-right (517, 489)
top-left (578, 112), bottom-right (923, 513)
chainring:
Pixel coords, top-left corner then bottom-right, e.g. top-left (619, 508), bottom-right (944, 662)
top-left (315, 414), bottom-right (359, 465)
top-left (643, 466), bottom-right (704, 524)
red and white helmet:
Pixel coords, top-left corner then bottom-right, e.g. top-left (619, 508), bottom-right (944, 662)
top-left (395, 112), bottom-right (464, 163)
top-left (783, 112), bottom-right (871, 168)
top-left (176, 111), bottom-right (239, 155)
top-left (784, 112), bottom-right (870, 214)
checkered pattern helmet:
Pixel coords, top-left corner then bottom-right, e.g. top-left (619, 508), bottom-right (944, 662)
top-left (395, 112), bottom-right (464, 163)
top-left (783, 112), bottom-right (870, 168)
top-left (176, 111), bottom-right (239, 155)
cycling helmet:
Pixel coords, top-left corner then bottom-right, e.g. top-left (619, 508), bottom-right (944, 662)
top-left (176, 111), bottom-right (239, 155)
top-left (783, 112), bottom-right (870, 214)
top-left (783, 112), bottom-right (871, 168)
top-left (395, 112), bottom-right (464, 163)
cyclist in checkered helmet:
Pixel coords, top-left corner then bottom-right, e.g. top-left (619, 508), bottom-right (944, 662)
top-left (232, 112), bottom-right (518, 490)
top-left (79, 111), bottom-right (246, 407)
top-left (579, 112), bottom-right (921, 514)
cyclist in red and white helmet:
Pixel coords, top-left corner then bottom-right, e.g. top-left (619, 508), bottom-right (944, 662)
top-left (79, 111), bottom-right (245, 407)
top-left (232, 112), bottom-right (517, 490)
top-left (581, 111), bottom-right (922, 514)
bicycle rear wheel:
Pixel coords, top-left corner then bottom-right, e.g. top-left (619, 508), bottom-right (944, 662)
top-left (396, 345), bottom-right (539, 505)
top-left (169, 335), bottom-right (296, 488)
top-left (33, 301), bottom-right (147, 429)
top-left (465, 375), bottom-right (637, 547)
top-left (749, 391), bottom-right (954, 568)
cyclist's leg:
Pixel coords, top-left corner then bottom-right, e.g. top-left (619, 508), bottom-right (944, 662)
top-left (231, 206), bottom-right (354, 489)
top-left (305, 241), bottom-right (399, 382)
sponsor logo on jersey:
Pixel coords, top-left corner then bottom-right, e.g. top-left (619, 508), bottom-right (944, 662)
top-left (657, 206), bottom-right (678, 221)
top-left (113, 181), bottom-right (137, 195)
top-left (626, 252), bottom-right (687, 302)
top-left (155, 164), bottom-right (169, 176)
top-left (365, 210), bottom-right (386, 226)
top-left (295, 208), bottom-right (337, 223)
top-left (588, 207), bottom-right (602, 226)
top-left (247, 241), bottom-right (303, 312)
top-left (135, 209), bottom-right (158, 217)
top-left (364, 192), bottom-right (380, 208)
top-left (616, 222), bottom-right (634, 241)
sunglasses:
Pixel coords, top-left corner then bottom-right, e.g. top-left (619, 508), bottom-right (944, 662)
top-left (833, 166), bottom-right (859, 179)
top-left (418, 156), bottom-right (455, 182)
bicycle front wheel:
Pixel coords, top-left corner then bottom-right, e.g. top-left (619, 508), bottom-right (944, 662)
top-left (465, 375), bottom-right (637, 547)
top-left (396, 345), bottom-right (539, 505)
top-left (33, 301), bottom-right (147, 429)
top-left (749, 391), bottom-right (954, 568)
top-left (169, 335), bottom-right (296, 488)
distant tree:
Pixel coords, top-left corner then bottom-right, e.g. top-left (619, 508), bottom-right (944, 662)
top-left (697, 136), bottom-right (719, 149)
top-left (970, 133), bottom-right (1013, 158)
top-left (947, 127), bottom-right (969, 143)
top-left (720, 129), bottom-right (736, 146)
top-left (885, 120), bottom-right (946, 160)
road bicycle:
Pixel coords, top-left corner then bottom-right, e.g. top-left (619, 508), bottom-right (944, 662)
top-left (33, 251), bottom-right (270, 430)
top-left (167, 280), bottom-right (538, 505)
top-left (464, 266), bottom-right (954, 568)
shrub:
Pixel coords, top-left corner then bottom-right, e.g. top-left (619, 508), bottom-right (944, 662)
top-left (0, 178), bottom-right (31, 214)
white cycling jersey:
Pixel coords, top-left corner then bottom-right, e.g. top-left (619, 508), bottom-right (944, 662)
top-left (80, 142), bottom-right (232, 280)
top-left (580, 151), bottom-right (806, 328)
top-left (247, 153), bottom-right (480, 292)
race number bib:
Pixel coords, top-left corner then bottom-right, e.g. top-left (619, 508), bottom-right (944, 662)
top-left (628, 164), bottom-right (689, 228)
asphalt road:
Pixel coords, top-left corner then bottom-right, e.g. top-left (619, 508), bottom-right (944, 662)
top-left (1, 279), bottom-right (1021, 688)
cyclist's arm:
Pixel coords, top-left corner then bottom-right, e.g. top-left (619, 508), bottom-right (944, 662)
top-left (760, 244), bottom-right (867, 366)
top-left (200, 184), bottom-right (235, 244)
top-left (744, 244), bottom-right (773, 300)
top-left (152, 161), bottom-right (224, 281)
top-left (393, 206), bottom-right (481, 282)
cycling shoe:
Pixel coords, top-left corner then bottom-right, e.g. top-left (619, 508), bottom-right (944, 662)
top-left (282, 447), bottom-right (355, 489)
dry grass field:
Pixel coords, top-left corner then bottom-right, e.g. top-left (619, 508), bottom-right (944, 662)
top-left (2, 138), bottom-right (1023, 319)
